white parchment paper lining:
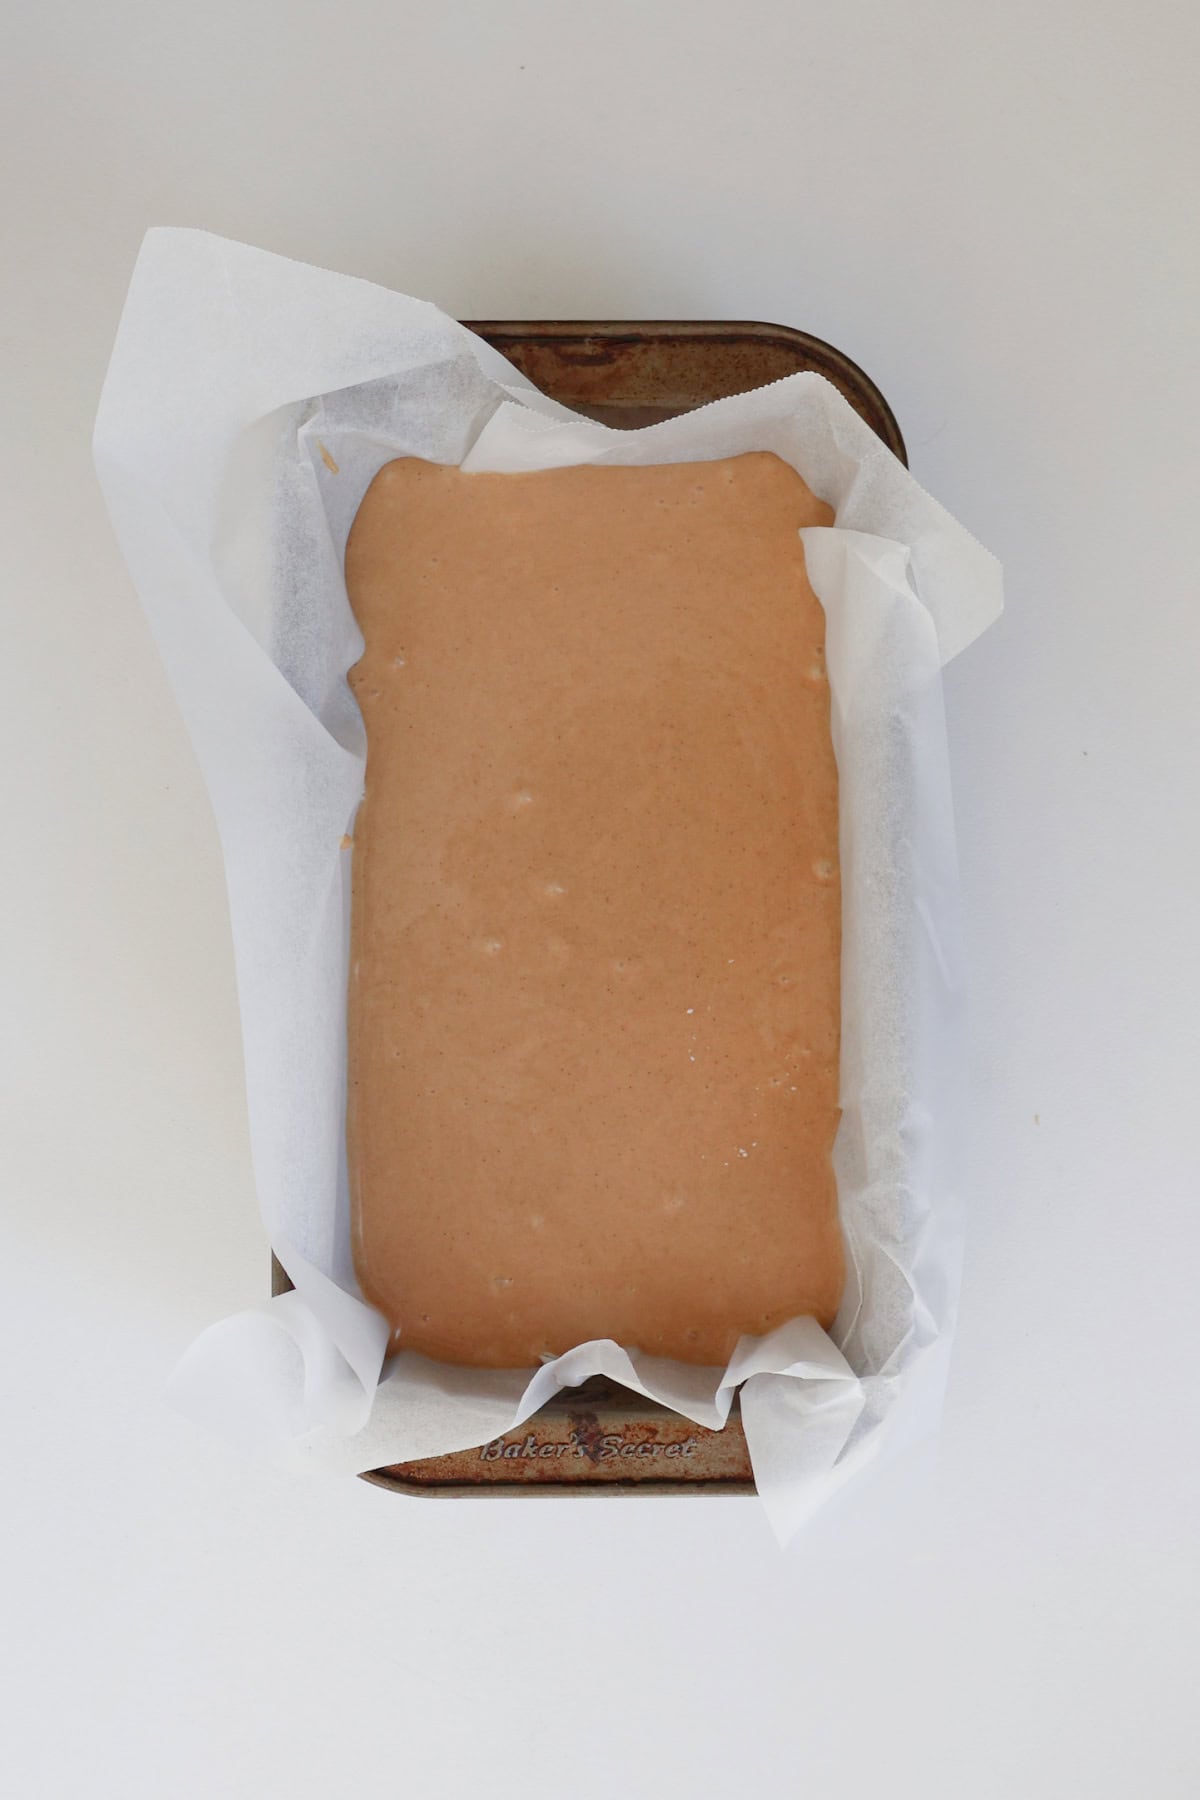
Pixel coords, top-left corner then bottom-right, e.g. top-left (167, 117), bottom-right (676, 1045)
top-left (94, 230), bottom-right (1002, 1542)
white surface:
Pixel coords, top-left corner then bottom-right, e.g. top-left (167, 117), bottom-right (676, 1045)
top-left (2, 3), bottom-right (1197, 1795)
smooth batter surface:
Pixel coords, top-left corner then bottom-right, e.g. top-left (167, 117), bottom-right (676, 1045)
top-left (345, 452), bottom-right (842, 1368)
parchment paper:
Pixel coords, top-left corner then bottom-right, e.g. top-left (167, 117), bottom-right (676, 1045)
top-left (94, 229), bottom-right (1002, 1542)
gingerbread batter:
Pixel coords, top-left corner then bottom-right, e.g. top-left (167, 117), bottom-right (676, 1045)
top-left (345, 452), bottom-right (842, 1367)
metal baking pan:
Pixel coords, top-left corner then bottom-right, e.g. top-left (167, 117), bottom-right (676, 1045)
top-left (275, 318), bottom-right (906, 1497)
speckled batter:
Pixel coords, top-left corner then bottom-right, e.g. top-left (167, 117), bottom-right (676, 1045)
top-left (345, 452), bottom-right (842, 1368)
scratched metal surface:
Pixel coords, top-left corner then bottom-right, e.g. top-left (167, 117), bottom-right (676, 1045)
top-left (365, 1380), bottom-right (755, 1498)
top-left (469, 320), bottom-right (906, 462)
top-left (278, 320), bottom-right (902, 1496)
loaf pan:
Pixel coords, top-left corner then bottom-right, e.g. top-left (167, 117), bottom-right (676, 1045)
top-left (276, 317), bottom-right (906, 1497)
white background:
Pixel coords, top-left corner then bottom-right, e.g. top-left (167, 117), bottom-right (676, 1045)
top-left (3, 4), bottom-right (1198, 1796)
